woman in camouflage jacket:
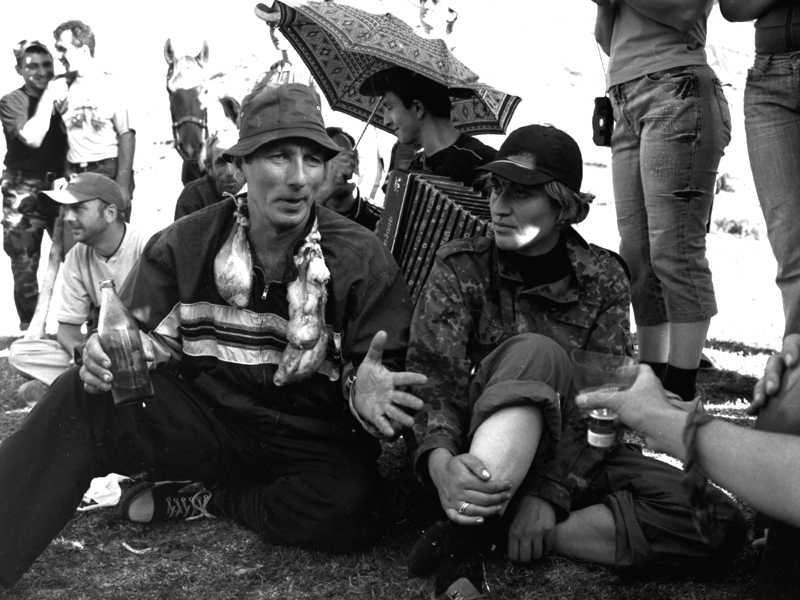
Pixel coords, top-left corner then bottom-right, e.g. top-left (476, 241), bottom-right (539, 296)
top-left (405, 125), bottom-right (746, 600)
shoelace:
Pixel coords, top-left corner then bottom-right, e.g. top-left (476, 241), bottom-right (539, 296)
top-left (166, 490), bottom-right (217, 521)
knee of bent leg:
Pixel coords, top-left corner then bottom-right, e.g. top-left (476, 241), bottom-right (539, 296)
top-left (476, 333), bottom-right (572, 390)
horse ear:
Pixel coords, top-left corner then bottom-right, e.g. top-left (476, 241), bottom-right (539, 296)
top-left (220, 95), bottom-right (242, 126)
top-left (197, 41), bottom-right (210, 66)
top-left (164, 38), bottom-right (175, 65)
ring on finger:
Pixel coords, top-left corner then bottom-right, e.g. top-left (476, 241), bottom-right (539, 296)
top-left (458, 501), bottom-right (471, 515)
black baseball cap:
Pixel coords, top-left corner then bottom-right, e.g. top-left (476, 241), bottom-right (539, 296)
top-left (475, 124), bottom-right (583, 192)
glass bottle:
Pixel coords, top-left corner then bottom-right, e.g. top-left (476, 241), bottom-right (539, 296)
top-left (97, 279), bottom-right (154, 406)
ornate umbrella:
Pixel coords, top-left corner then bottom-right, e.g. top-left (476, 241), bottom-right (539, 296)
top-left (254, 0), bottom-right (521, 136)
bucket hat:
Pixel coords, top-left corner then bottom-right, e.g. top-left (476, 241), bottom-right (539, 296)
top-left (224, 82), bottom-right (341, 161)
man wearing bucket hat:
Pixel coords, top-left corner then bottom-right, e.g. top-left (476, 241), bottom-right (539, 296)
top-left (0, 81), bottom-right (426, 589)
top-left (1, 39), bottom-right (69, 331)
top-left (405, 125), bottom-right (746, 599)
top-left (7, 173), bottom-right (146, 407)
top-left (360, 66), bottom-right (496, 189)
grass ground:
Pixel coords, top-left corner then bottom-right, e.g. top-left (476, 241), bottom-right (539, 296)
top-left (0, 335), bottom-right (771, 599)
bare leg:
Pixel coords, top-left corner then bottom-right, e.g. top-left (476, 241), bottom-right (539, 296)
top-left (553, 504), bottom-right (617, 565)
top-left (469, 405), bottom-right (543, 514)
top-left (636, 323), bottom-right (669, 363)
top-left (638, 320), bottom-right (711, 369)
top-left (669, 319), bottom-right (711, 369)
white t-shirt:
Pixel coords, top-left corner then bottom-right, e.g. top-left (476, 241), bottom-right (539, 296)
top-left (61, 70), bottom-right (134, 164)
top-left (57, 226), bottom-right (147, 326)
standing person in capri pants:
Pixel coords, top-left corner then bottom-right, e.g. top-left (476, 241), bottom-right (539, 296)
top-left (594, 0), bottom-right (731, 409)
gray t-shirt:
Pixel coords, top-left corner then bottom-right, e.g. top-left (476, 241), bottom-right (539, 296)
top-left (607, 0), bottom-right (713, 88)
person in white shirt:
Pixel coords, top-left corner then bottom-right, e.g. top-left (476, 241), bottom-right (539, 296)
top-left (52, 21), bottom-right (136, 221)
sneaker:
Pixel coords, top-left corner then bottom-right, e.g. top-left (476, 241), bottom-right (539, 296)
top-left (665, 390), bottom-right (704, 413)
top-left (409, 520), bottom-right (450, 577)
top-left (434, 576), bottom-right (489, 599)
top-left (433, 551), bottom-right (488, 600)
top-left (16, 380), bottom-right (49, 407)
top-left (119, 481), bottom-right (216, 523)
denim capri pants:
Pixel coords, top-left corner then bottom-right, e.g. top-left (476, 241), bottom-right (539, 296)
top-left (610, 64), bottom-right (731, 326)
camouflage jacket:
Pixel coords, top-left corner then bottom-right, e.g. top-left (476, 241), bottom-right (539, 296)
top-left (406, 226), bottom-right (634, 521)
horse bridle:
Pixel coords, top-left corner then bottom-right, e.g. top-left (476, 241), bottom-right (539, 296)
top-left (171, 111), bottom-right (208, 162)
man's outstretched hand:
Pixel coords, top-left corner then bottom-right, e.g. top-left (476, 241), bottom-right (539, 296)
top-left (351, 331), bottom-right (427, 438)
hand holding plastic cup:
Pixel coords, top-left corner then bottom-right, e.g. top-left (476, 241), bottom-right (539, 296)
top-left (570, 349), bottom-right (639, 447)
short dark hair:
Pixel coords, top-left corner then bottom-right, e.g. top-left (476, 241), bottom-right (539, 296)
top-left (383, 76), bottom-right (451, 119)
top-left (361, 67), bottom-right (452, 119)
top-left (325, 127), bottom-right (355, 149)
top-left (53, 20), bottom-right (96, 56)
top-left (15, 46), bottom-right (50, 69)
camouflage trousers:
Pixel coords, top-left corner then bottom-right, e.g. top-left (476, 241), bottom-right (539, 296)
top-left (1, 170), bottom-right (60, 326)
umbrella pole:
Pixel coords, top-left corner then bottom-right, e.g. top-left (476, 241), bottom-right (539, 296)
top-left (354, 99), bottom-right (382, 150)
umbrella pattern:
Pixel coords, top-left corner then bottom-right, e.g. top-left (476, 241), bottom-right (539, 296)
top-left (268, 0), bottom-right (521, 135)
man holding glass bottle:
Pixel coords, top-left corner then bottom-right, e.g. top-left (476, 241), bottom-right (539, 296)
top-left (404, 124), bottom-right (746, 600)
top-left (0, 82), bottom-right (424, 590)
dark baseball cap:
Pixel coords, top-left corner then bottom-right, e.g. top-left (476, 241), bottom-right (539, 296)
top-left (13, 39), bottom-right (51, 59)
top-left (223, 82), bottom-right (341, 161)
top-left (40, 173), bottom-right (125, 210)
top-left (475, 124), bottom-right (583, 192)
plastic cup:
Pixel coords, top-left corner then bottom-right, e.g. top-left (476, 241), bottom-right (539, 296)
top-left (570, 349), bottom-right (639, 448)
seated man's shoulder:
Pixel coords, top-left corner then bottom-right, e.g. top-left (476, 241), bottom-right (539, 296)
top-left (437, 235), bottom-right (491, 260)
top-left (164, 197), bottom-right (235, 240)
top-left (318, 205), bottom-right (386, 254)
top-left (63, 239), bottom-right (91, 264)
top-left (456, 134), bottom-right (497, 162)
top-left (1, 87), bottom-right (26, 107)
top-left (181, 175), bottom-right (212, 193)
top-left (124, 226), bottom-right (150, 251)
top-left (588, 243), bottom-right (631, 281)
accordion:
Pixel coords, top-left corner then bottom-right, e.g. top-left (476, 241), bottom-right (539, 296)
top-left (378, 171), bottom-right (492, 303)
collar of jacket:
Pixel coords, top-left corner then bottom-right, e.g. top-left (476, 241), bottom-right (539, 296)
top-left (238, 193), bottom-right (319, 284)
top-left (493, 226), bottom-right (601, 305)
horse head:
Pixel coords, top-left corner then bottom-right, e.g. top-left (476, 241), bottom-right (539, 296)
top-left (165, 39), bottom-right (210, 165)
